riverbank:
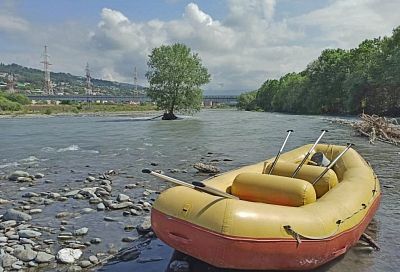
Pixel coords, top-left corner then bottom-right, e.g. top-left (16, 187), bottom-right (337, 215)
top-left (0, 103), bottom-right (158, 118)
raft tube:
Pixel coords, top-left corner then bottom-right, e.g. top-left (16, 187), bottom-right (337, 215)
top-left (151, 144), bottom-right (381, 270)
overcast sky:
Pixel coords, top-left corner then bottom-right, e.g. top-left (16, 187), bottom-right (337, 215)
top-left (1, 0), bottom-right (399, 94)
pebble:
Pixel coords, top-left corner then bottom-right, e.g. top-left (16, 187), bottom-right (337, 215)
top-left (104, 217), bottom-right (117, 222)
top-left (89, 255), bottom-right (99, 264)
top-left (169, 260), bottom-right (190, 272)
top-left (56, 212), bottom-right (74, 218)
top-left (1, 252), bottom-right (18, 267)
top-left (97, 203), bottom-right (106, 211)
top-left (89, 198), bottom-right (102, 204)
top-left (68, 265), bottom-right (82, 271)
top-left (86, 176), bottom-right (96, 182)
top-left (0, 220), bottom-right (17, 229)
top-left (0, 198), bottom-right (10, 205)
top-left (79, 260), bottom-right (92, 268)
top-left (90, 238), bottom-right (102, 244)
top-left (8, 170), bottom-right (30, 181)
top-left (35, 251), bottom-right (55, 263)
top-left (81, 208), bottom-right (94, 214)
top-left (74, 227), bottom-right (89, 236)
top-left (18, 230), bottom-right (42, 238)
top-left (125, 184), bottom-right (137, 189)
top-left (137, 216), bottom-right (152, 234)
top-left (117, 193), bottom-right (130, 202)
top-left (13, 245), bottom-right (38, 261)
top-left (122, 236), bottom-right (138, 242)
top-left (34, 173), bottom-right (45, 179)
top-left (17, 177), bottom-right (34, 183)
top-left (29, 208), bottom-right (42, 214)
top-left (22, 192), bottom-right (40, 198)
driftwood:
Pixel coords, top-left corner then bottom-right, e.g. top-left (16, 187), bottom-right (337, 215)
top-left (353, 113), bottom-right (400, 145)
top-left (193, 162), bottom-right (220, 173)
top-left (360, 232), bottom-right (380, 251)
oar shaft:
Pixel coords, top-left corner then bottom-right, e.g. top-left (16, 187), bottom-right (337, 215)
top-left (148, 170), bottom-right (195, 188)
top-left (268, 130), bottom-right (294, 175)
top-left (142, 169), bottom-right (238, 199)
top-left (312, 143), bottom-right (353, 185)
top-left (291, 130), bottom-right (328, 178)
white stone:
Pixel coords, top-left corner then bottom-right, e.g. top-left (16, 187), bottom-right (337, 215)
top-left (57, 248), bottom-right (82, 264)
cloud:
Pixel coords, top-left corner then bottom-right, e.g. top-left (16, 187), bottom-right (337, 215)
top-left (1, 0), bottom-right (400, 94)
top-left (0, 13), bottom-right (29, 33)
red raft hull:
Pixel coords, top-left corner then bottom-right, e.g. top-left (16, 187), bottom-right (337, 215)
top-left (151, 194), bottom-right (380, 271)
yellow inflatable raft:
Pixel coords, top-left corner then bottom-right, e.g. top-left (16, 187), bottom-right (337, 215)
top-left (151, 144), bottom-right (381, 270)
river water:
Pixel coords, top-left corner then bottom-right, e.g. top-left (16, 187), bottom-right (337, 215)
top-left (0, 110), bottom-right (398, 271)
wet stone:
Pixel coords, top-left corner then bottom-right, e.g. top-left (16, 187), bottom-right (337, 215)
top-left (79, 260), bottom-right (92, 268)
top-left (90, 238), bottom-right (102, 244)
top-left (122, 236), bottom-right (138, 242)
top-left (88, 255), bottom-right (99, 264)
top-left (35, 251), bottom-right (55, 263)
top-left (8, 171), bottom-right (30, 181)
top-left (18, 229), bottom-right (42, 238)
top-left (3, 209), bottom-right (32, 222)
top-left (13, 245), bottom-right (38, 262)
top-left (34, 173), bottom-right (45, 179)
top-left (74, 227), bottom-right (89, 236)
top-left (57, 248), bottom-right (82, 264)
top-left (97, 203), bottom-right (106, 211)
top-left (169, 260), bottom-right (190, 272)
top-left (117, 194), bottom-right (130, 202)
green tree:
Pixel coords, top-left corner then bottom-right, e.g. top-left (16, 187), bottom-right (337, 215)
top-left (146, 43), bottom-right (210, 120)
top-left (237, 91), bottom-right (258, 111)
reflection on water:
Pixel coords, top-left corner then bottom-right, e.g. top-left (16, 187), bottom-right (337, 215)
top-left (0, 110), bottom-right (398, 271)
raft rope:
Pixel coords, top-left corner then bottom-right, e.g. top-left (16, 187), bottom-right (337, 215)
top-left (284, 172), bottom-right (378, 244)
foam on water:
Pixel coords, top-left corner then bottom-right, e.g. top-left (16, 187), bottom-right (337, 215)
top-left (57, 145), bottom-right (80, 152)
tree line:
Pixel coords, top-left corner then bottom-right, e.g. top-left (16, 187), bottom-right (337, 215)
top-left (238, 26), bottom-right (400, 116)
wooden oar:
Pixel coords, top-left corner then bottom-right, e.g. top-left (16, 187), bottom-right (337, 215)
top-left (142, 169), bottom-right (238, 199)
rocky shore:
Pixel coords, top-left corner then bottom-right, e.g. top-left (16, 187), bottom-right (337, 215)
top-left (0, 169), bottom-right (157, 271)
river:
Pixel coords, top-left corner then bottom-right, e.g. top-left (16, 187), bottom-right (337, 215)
top-left (0, 110), bottom-right (398, 271)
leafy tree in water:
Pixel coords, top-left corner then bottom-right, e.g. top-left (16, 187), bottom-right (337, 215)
top-left (146, 43), bottom-right (210, 120)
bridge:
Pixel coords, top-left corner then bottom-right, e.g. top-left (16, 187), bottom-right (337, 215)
top-left (27, 94), bottom-right (238, 105)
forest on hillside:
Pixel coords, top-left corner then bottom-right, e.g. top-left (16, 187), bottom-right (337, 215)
top-left (238, 27), bottom-right (400, 116)
top-left (0, 63), bottom-right (142, 96)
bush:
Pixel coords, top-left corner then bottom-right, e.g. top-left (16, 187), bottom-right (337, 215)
top-left (0, 96), bottom-right (22, 111)
top-left (44, 108), bottom-right (52, 115)
top-left (3, 93), bottom-right (30, 105)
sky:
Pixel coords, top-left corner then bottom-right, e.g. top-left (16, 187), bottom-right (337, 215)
top-left (1, 0), bottom-right (400, 94)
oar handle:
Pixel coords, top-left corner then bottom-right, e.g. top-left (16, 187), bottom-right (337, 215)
top-left (268, 130), bottom-right (294, 175)
top-left (312, 143), bottom-right (354, 185)
top-left (142, 169), bottom-right (238, 199)
top-left (291, 130), bottom-right (328, 178)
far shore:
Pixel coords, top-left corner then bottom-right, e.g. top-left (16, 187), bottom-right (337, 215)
top-left (0, 110), bottom-right (163, 119)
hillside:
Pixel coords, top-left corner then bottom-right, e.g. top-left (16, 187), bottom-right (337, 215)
top-left (0, 63), bottom-right (144, 96)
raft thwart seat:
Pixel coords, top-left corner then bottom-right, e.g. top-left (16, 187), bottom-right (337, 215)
top-left (263, 161), bottom-right (339, 198)
top-left (231, 172), bottom-right (316, 206)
